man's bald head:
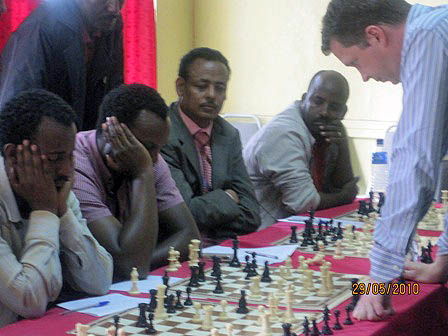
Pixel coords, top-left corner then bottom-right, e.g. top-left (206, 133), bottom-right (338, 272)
top-left (301, 70), bottom-right (350, 140)
top-left (307, 70), bottom-right (349, 102)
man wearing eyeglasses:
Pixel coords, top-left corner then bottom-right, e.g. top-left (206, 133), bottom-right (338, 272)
top-left (243, 70), bottom-right (358, 229)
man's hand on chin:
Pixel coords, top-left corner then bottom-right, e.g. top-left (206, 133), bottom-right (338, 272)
top-left (353, 280), bottom-right (395, 321)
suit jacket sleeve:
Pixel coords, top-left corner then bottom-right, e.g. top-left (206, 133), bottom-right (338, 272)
top-left (162, 131), bottom-right (260, 237)
top-left (0, 19), bottom-right (51, 108)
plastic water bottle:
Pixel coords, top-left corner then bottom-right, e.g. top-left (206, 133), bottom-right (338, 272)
top-left (371, 139), bottom-right (388, 193)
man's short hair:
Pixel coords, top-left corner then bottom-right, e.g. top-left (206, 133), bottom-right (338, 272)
top-left (97, 84), bottom-right (168, 128)
top-left (0, 89), bottom-right (78, 155)
top-left (321, 0), bottom-right (411, 55)
top-left (178, 47), bottom-right (231, 80)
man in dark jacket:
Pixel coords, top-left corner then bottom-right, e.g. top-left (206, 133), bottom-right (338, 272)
top-left (0, 0), bottom-right (124, 130)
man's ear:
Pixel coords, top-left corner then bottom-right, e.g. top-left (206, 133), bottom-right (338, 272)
top-left (3, 144), bottom-right (16, 160)
top-left (175, 77), bottom-right (186, 98)
top-left (365, 25), bottom-right (388, 47)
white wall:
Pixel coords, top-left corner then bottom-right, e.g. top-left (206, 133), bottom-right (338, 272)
top-left (157, 0), bottom-right (447, 194)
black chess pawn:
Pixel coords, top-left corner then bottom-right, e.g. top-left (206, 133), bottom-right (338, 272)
top-left (261, 260), bottom-right (272, 283)
top-left (311, 319), bottom-right (320, 336)
top-left (290, 226), bottom-right (298, 243)
top-left (184, 287), bottom-right (193, 306)
top-left (348, 278), bottom-right (360, 310)
top-left (229, 238), bottom-right (241, 267)
top-left (175, 290), bottom-right (184, 309)
top-left (163, 270), bottom-right (170, 307)
top-left (243, 255), bottom-right (251, 272)
top-left (336, 222), bottom-right (344, 240)
top-left (146, 312), bottom-right (157, 334)
top-left (166, 294), bottom-right (176, 314)
top-left (147, 289), bottom-right (157, 312)
top-left (251, 252), bottom-right (258, 268)
top-left (188, 266), bottom-right (200, 287)
top-left (343, 305), bottom-right (353, 325)
top-left (321, 307), bottom-right (333, 335)
top-left (282, 322), bottom-right (293, 335)
top-left (211, 256), bottom-right (219, 277)
top-left (332, 310), bottom-right (343, 330)
top-left (136, 303), bottom-right (149, 328)
top-left (302, 316), bottom-right (311, 335)
top-left (213, 279), bottom-right (224, 294)
top-left (113, 315), bottom-right (120, 336)
top-left (198, 261), bottom-right (206, 282)
top-left (236, 290), bottom-right (249, 314)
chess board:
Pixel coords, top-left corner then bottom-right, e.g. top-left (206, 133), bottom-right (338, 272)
top-left (68, 302), bottom-right (322, 336)
top-left (169, 264), bottom-right (366, 311)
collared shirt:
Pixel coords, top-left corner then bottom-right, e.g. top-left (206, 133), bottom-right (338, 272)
top-left (73, 130), bottom-right (183, 224)
top-left (370, 4), bottom-right (448, 282)
top-left (179, 106), bottom-right (214, 192)
top-left (243, 101), bottom-right (322, 229)
top-left (0, 156), bottom-right (113, 327)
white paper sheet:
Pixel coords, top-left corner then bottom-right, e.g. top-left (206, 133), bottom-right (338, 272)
top-left (109, 275), bottom-right (183, 292)
top-left (57, 293), bottom-right (149, 317)
top-left (202, 244), bottom-right (298, 265)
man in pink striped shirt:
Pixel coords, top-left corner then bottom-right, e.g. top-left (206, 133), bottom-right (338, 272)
top-left (73, 84), bottom-right (199, 280)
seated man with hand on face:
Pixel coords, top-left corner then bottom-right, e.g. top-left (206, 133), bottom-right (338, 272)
top-left (243, 70), bottom-right (358, 229)
top-left (0, 89), bottom-right (113, 327)
top-left (161, 47), bottom-right (260, 244)
top-left (73, 84), bottom-right (200, 280)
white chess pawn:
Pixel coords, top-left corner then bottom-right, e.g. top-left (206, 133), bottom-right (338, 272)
top-left (75, 323), bottom-right (89, 336)
top-left (333, 240), bottom-right (344, 259)
top-left (191, 302), bottom-right (202, 323)
top-left (268, 293), bottom-right (279, 322)
top-left (276, 278), bottom-right (285, 298)
top-left (225, 323), bottom-right (234, 336)
top-left (250, 275), bottom-right (262, 299)
top-left (201, 305), bottom-right (213, 330)
top-left (218, 299), bottom-right (231, 321)
top-left (128, 267), bottom-right (139, 295)
top-left (210, 328), bottom-right (219, 336)
top-left (260, 311), bottom-right (273, 336)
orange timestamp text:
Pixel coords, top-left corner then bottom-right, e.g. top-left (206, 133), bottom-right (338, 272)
top-left (352, 282), bottom-right (420, 296)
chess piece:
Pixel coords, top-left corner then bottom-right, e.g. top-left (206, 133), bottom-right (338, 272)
top-left (113, 315), bottom-right (120, 334)
top-left (226, 323), bottom-right (234, 336)
top-left (153, 284), bottom-right (168, 320)
top-left (298, 256), bottom-right (307, 274)
top-left (290, 226), bottom-right (298, 243)
top-left (348, 278), bottom-right (360, 310)
top-left (198, 261), bottom-right (206, 282)
top-left (343, 305), bottom-right (353, 325)
top-left (106, 326), bottom-right (116, 336)
top-left (167, 246), bottom-right (179, 272)
top-left (117, 328), bottom-right (127, 336)
top-left (260, 311), bottom-right (273, 336)
top-left (229, 237), bottom-right (241, 267)
top-left (146, 312), bottom-right (156, 335)
top-left (136, 303), bottom-right (149, 328)
top-left (332, 310), bottom-right (343, 330)
top-left (184, 287), bottom-right (193, 306)
top-left (311, 319), bottom-right (320, 336)
top-left (201, 305), bottom-right (214, 330)
top-left (283, 289), bottom-right (297, 323)
top-left (276, 278), bottom-right (285, 297)
top-left (218, 300), bottom-right (231, 321)
top-left (282, 322), bottom-right (293, 336)
top-left (166, 294), bottom-right (176, 314)
top-left (283, 256), bottom-right (293, 280)
top-left (75, 323), bottom-right (89, 336)
top-left (317, 265), bottom-right (331, 297)
top-left (249, 275), bottom-right (261, 299)
top-left (128, 267), bottom-right (140, 295)
top-left (243, 255), bottom-right (251, 272)
top-left (191, 302), bottom-right (202, 323)
top-left (213, 279), bottom-right (224, 294)
top-left (268, 293), bottom-right (279, 322)
top-left (210, 328), bottom-right (219, 336)
top-left (175, 289), bottom-right (184, 309)
top-left (148, 289), bottom-right (157, 312)
top-left (333, 240), bottom-right (344, 259)
top-left (251, 252), bottom-right (258, 268)
top-left (236, 290), bottom-right (249, 314)
top-left (261, 260), bottom-right (272, 282)
top-left (321, 306), bottom-right (333, 335)
top-left (302, 316), bottom-right (311, 335)
top-left (188, 266), bottom-right (200, 287)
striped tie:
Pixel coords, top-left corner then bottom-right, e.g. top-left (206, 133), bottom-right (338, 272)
top-left (195, 131), bottom-right (212, 193)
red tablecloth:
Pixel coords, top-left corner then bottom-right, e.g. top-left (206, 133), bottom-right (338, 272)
top-left (1, 201), bottom-right (446, 336)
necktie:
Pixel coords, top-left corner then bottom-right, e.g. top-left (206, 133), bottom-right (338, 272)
top-left (195, 131), bottom-right (212, 193)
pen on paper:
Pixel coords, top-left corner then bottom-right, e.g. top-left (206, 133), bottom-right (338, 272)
top-left (244, 251), bottom-right (279, 259)
top-left (60, 301), bottom-right (110, 315)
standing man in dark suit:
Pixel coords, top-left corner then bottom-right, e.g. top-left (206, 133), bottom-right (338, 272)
top-left (161, 47), bottom-right (260, 244)
top-left (0, 0), bottom-right (124, 130)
